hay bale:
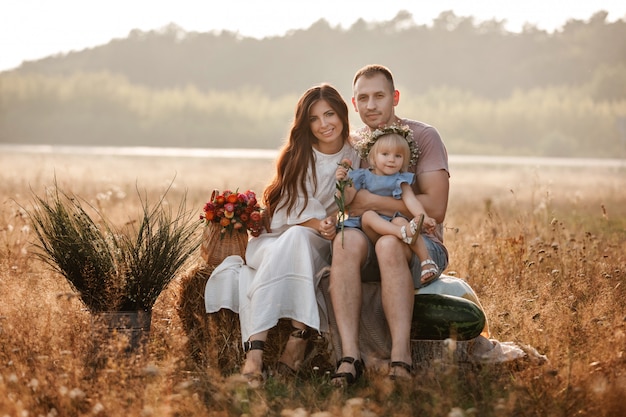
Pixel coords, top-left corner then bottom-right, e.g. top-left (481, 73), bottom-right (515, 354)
top-left (177, 264), bottom-right (229, 371)
top-left (177, 262), bottom-right (331, 376)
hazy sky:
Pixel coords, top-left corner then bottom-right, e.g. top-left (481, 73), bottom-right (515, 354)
top-left (2, 0), bottom-right (625, 71)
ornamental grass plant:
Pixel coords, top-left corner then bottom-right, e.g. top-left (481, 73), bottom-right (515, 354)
top-left (1, 152), bottom-right (625, 416)
top-left (117, 187), bottom-right (200, 312)
top-left (27, 183), bottom-right (124, 312)
top-left (27, 180), bottom-right (200, 313)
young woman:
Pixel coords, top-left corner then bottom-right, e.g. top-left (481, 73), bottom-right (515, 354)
top-left (204, 84), bottom-right (359, 386)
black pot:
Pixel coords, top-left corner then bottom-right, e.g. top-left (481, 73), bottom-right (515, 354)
top-left (95, 310), bottom-right (152, 353)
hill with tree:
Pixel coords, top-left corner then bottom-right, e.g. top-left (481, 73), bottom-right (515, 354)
top-left (1, 10), bottom-right (625, 157)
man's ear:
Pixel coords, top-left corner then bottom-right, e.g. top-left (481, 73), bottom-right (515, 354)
top-left (351, 96), bottom-right (358, 112)
top-left (393, 90), bottom-right (400, 106)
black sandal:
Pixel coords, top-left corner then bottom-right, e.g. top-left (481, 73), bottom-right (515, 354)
top-left (276, 326), bottom-right (312, 377)
top-left (388, 361), bottom-right (413, 381)
top-left (242, 340), bottom-right (267, 387)
top-left (331, 356), bottom-right (364, 387)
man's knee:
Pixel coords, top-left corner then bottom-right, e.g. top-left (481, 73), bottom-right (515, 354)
top-left (376, 235), bottom-right (407, 260)
top-left (330, 229), bottom-right (370, 287)
top-left (332, 229), bottom-right (368, 258)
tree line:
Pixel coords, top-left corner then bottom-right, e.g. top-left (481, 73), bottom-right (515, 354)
top-left (1, 10), bottom-right (625, 157)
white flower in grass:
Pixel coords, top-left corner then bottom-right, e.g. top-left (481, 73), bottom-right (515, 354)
top-left (448, 407), bottom-right (466, 417)
top-left (92, 402), bottom-right (105, 415)
top-left (28, 378), bottom-right (39, 391)
top-left (69, 387), bottom-right (86, 400)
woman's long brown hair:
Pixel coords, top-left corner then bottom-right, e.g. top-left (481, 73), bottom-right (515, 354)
top-left (263, 83), bottom-right (350, 220)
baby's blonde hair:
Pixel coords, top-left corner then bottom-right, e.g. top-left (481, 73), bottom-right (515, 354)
top-left (368, 133), bottom-right (411, 172)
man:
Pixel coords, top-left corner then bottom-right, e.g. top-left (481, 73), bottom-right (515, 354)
top-left (329, 64), bottom-right (450, 384)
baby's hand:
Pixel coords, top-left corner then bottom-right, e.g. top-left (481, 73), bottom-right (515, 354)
top-left (422, 216), bottom-right (437, 234)
top-left (335, 167), bottom-right (348, 181)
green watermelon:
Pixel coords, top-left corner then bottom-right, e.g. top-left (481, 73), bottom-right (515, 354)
top-left (411, 293), bottom-right (486, 341)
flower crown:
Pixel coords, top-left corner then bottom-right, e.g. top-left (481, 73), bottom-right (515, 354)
top-left (353, 124), bottom-right (419, 168)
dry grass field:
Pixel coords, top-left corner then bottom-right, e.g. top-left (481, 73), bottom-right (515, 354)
top-left (1, 151), bottom-right (625, 416)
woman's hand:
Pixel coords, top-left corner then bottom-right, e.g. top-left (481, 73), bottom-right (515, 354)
top-left (318, 216), bottom-right (337, 240)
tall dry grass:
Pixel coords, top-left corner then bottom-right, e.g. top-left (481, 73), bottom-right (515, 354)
top-left (1, 151), bottom-right (625, 416)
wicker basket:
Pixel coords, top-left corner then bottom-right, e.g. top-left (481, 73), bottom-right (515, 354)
top-left (200, 222), bottom-right (248, 266)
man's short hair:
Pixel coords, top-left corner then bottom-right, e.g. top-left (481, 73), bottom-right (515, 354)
top-left (352, 64), bottom-right (395, 92)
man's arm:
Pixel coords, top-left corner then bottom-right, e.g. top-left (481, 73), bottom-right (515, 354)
top-left (348, 188), bottom-right (403, 218)
top-left (414, 169), bottom-right (449, 223)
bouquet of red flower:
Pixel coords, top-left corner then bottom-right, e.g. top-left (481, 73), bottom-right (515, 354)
top-left (200, 189), bottom-right (264, 237)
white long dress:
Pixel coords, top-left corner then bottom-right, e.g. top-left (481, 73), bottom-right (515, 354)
top-left (205, 142), bottom-right (359, 344)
